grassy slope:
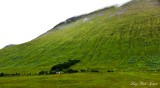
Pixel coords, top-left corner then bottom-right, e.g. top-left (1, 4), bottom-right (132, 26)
top-left (0, 0), bottom-right (160, 73)
top-left (0, 72), bottom-right (160, 88)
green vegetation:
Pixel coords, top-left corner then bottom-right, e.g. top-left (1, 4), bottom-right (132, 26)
top-left (0, 60), bottom-right (81, 76)
top-left (50, 59), bottom-right (80, 74)
top-left (0, 0), bottom-right (160, 87)
top-left (1, 0), bottom-right (160, 73)
top-left (50, 60), bottom-right (80, 72)
top-left (0, 72), bottom-right (160, 88)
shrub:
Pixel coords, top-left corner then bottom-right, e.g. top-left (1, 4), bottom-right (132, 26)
top-left (64, 69), bottom-right (78, 73)
top-left (107, 70), bottom-right (113, 72)
top-left (80, 70), bottom-right (86, 72)
top-left (0, 73), bottom-right (4, 77)
top-left (50, 60), bottom-right (80, 72)
top-left (15, 73), bottom-right (21, 76)
top-left (90, 69), bottom-right (99, 72)
top-left (38, 71), bottom-right (49, 75)
top-left (49, 70), bottom-right (56, 74)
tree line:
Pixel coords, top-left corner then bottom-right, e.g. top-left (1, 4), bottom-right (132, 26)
top-left (0, 59), bottom-right (105, 77)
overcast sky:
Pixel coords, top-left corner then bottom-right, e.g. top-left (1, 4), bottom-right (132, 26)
top-left (0, 0), bottom-right (131, 49)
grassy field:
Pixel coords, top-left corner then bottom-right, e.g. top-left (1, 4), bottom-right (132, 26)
top-left (0, 72), bottom-right (160, 88)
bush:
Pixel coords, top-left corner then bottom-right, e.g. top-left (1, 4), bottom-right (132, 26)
top-left (15, 73), bottom-right (21, 76)
top-left (0, 73), bottom-right (4, 77)
top-left (90, 69), bottom-right (99, 72)
top-left (107, 70), bottom-right (113, 72)
top-left (64, 69), bottom-right (78, 73)
top-left (38, 71), bottom-right (49, 75)
top-left (80, 70), bottom-right (86, 72)
top-left (50, 60), bottom-right (80, 72)
top-left (49, 70), bottom-right (56, 74)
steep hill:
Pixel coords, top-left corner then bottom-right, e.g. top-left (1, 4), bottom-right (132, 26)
top-left (0, 0), bottom-right (160, 73)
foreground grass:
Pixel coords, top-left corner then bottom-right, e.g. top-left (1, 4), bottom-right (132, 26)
top-left (0, 72), bottom-right (160, 88)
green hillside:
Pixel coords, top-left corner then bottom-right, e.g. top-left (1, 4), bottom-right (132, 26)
top-left (0, 0), bottom-right (160, 73)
